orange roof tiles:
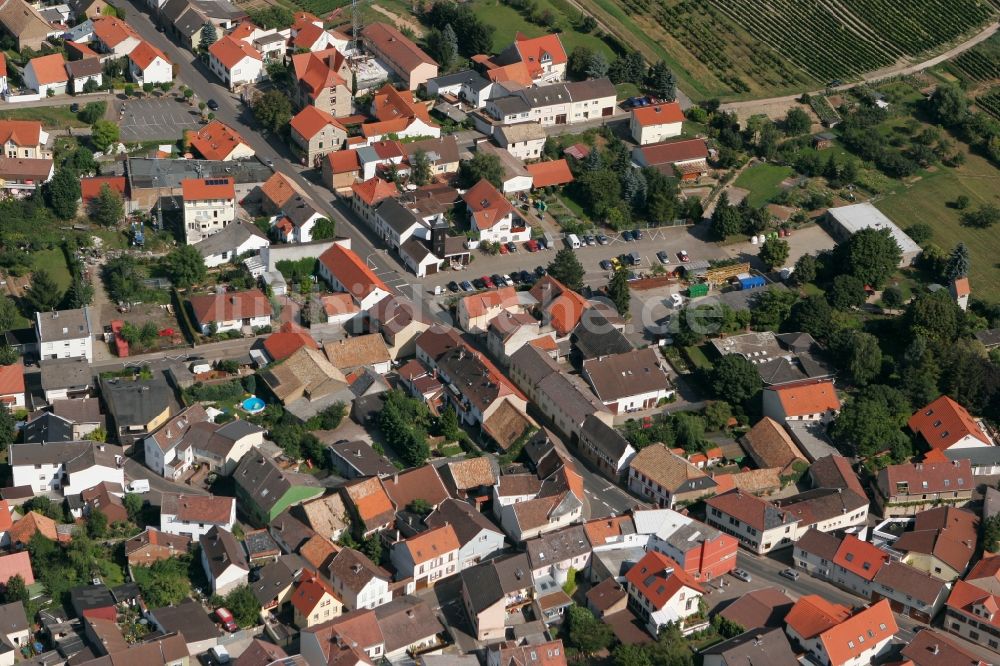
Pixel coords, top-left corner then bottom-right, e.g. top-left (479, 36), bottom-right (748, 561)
top-left (187, 289), bottom-right (271, 325)
top-left (372, 84), bottom-right (431, 123)
top-left (264, 321), bottom-right (319, 362)
top-left (80, 176), bottom-right (126, 204)
top-left (327, 148), bottom-right (361, 174)
top-left (318, 244), bottom-right (390, 303)
top-left (291, 570), bottom-right (338, 615)
top-left (28, 53), bottom-right (68, 85)
top-left (632, 102), bottom-right (685, 127)
top-left (461, 286), bottom-right (520, 318)
top-left (0, 501), bottom-right (11, 533)
top-left (948, 579), bottom-right (1000, 628)
top-left (0, 120), bottom-right (42, 147)
top-left (583, 515), bottom-right (633, 547)
top-left (209, 35), bottom-right (261, 70)
top-left (953, 277), bottom-right (971, 297)
top-left (293, 48), bottom-right (348, 97)
top-left (382, 465), bottom-right (450, 509)
top-left (819, 600), bottom-right (897, 665)
top-left (528, 275), bottom-right (590, 336)
top-left (66, 41), bottom-right (99, 59)
top-left (362, 22), bottom-right (435, 70)
top-left (181, 176), bottom-right (234, 201)
top-left (513, 32), bottom-right (567, 77)
top-left (463, 179), bottom-right (514, 231)
top-left (769, 379), bottom-right (840, 418)
top-left (0, 53), bottom-right (6, 79)
top-left (908, 395), bottom-right (990, 450)
top-left (320, 293), bottom-right (360, 318)
top-left (10, 511), bottom-right (57, 545)
top-left (785, 595), bottom-right (851, 639)
top-left (0, 551), bottom-right (33, 585)
top-left (92, 16), bottom-right (138, 48)
top-left (344, 477), bottom-right (394, 529)
top-left (526, 159), bottom-right (574, 188)
top-left (484, 61), bottom-right (533, 86)
top-left (351, 177), bottom-right (397, 207)
top-left (624, 550), bottom-right (702, 609)
top-left (129, 40), bottom-right (170, 70)
top-left (404, 524), bottom-right (459, 564)
top-left (291, 22), bottom-right (327, 50)
top-left (832, 534), bottom-right (888, 582)
top-left (0, 363), bottom-right (24, 400)
top-left (260, 172), bottom-right (296, 209)
top-left (187, 120), bottom-right (251, 161)
top-left (228, 21), bottom-right (258, 41)
top-left (291, 105), bottom-right (346, 141)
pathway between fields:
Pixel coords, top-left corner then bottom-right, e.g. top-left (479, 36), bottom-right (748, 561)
top-left (370, 5), bottom-right (424, 36)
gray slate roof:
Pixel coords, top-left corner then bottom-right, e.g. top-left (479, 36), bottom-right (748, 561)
top-left (35, 308), bottom-right (90, 343)
top-left (193, 219), bottom-right (267, 258)
top-left (462, 553), bottom-right (531, 613)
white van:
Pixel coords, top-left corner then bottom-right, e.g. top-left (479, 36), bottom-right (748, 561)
top-left (127, 480), bottom-right (150, 493)
top-left (567, 234), bottom-right (581, 249)
top-left (210, 645), bottom-right (230, 664)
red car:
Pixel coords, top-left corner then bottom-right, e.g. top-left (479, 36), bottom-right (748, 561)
top-left (677, 250), bottom-right (690, 262)
top-left (481, 275), bottom-right (495, 289)
top-left (525, 239), bottom-right (539, 252)
top-left (499, 243), bottom-right (509, 254)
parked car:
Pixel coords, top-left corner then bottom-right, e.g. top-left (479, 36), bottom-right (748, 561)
top-left (501, 274), bottom-right (514, 286)
top-left (779, 568), bottom-right (800, 581)
top-left (622, 230), bottom-right (634, 241)
top-left (447, 281), bottom-right (460, 292)
top-left (70, 103), bottom-right (79, 113)
top-left (461, 280), bottom-right (474, 292)
top-left (499, 243), bottom-right (508, 254)
top-left (537, 238), bottom-right (548, 250)
top-left (677, 250), bottom-right (690, 262)
top-left (656, 250), bottom-right (670, 264)
top-left (634, 229), bottom-right (644, 240)
top-left (215, 608), bottom-right (238, 632)
top-left (490, 274), bottom-right (504, 287)
top-left (584, 235), bottom-right (596, 246)
top-left (525, 239), bottom-right (539, 252)
top-left (520, 270), bottom-right (534, 283)
top-left (510, 272), bottom-right (522, 285)
top-left (597, 234), bottom-right (609, 245)
top-left (535, 266), bottom-right (547, 277)
top-left (472, 278), bottom-right (485, 289)
top-left (207, 99), bottom-right (219, 111)
top-left (600, 259), bottom-right (613, 270)
top-left (506, 242), bottom-right (517, 253)
top-left (731, 568), bottom-right (752, 582)
top-left (482, 275), bottom-right (495, 289)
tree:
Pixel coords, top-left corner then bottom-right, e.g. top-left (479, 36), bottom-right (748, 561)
top-left (0, 295), bottom-right (17, 332)
top-left (759, 238), bottom-right (790, 270)
top-left (645, 60), bottom-right (676, 101)
top-left (163, 245), bottom-right (207, 288)
top-left (103, 255), bottom-right (145, 304)
top-left (64, 274), bottom-right (93, 310)
top-left (828, 274), bottom-right (866, 310)
top-left (836, 330), bottom-right (882, 386)
top-left (831, 385), bottom-right (912, 459)
top-left (47, 168), bottom-right (81, 219)
top-left (784, 107), bottom-right (811, 135)
top-left (789, 294), bottom-right (835, 340)
top-left (608, 269), bottom-right (630, 317)
top-left (252, 90), bottom-right (292, 134)
top-left (674, 412), bottom-right (707, 452)
top-left (0, 346), bottom-right (17, 366)
top-left (882, 285), bottom-right (904, 309)
top-left (135, 557), bottom-right (190, 607)
top-left (24, 270), bottom-right (62, 314)
top-left (567, 606), bottom-right (612, 657)
top-left (927, 83), bottom-right (969, 126)
top-left (91, 120), bottom-right (120, 152)
top-left (1, 575), bottom-right (28, 606)
top-left (83, 79), bottom-right (99, 94)
top-left (0, 406), bottom-right (14, 447)
top-left (78, 101), bottom-right (106, 124)
top-left (123, 493), bottom-right (143, 524)
top-left (843, 227), bottom-right (901, 289)
top-left (791, 253), bottom-right (818, 286)
top-left (411, 149), bottom-right (432, 186)
top-left (458, 152), bottom-right (504, 189)
top-left (311, 218), bottom-right (335, 241)
top-left (708, 355), bottom-right (762, 404)
top-left (945, 242), bottom-right (971, 282)
top-left (750, 289), bottom-right (797, 331)
top-left (567, 46), bottom-right (594, 80)
top-left (547, 248), bottom-right (585, 292)
top-left (90, 183), bottom-right (124, 226)
top-left (905, 289), bottom-right (961, 342)
top-left (86, 509), bottom-right (108, 539)
top-left (609, 50), bottom-right (644, 85)
top-left (222, 585), bottom-right (261, 628)
top-left (954, 195), bottom-right (971, 211)
top-left (199, 22), bottom-right (218, 51)
top-left (438, 24), bottom-right (458, 69)
top-left (710, 192), bottom-right (742, 240)
top-left (585, 51), bottom-right (609, 79)
top-left (315, 402), bottom-right (346, 430)
top-left (962, 204), bottom-right (1000, 229)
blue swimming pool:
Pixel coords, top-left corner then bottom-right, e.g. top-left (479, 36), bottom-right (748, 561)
top-left (241, 396), bottom-right (265, 414)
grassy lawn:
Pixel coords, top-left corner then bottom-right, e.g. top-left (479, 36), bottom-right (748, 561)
top-left (32, 247), bottom-right (72, 290)
top-left (733, 164), bottom-right (794, 208)
top-left (683, 344), bottom-right (713, 371)
top-left (0, 106), bottom-right (88, 128)
top-left (469, 0), bottom-right (615, 59)
top-left (875, 150), bottom-right (1000, 303)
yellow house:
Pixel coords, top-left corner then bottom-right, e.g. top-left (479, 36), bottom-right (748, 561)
top-left (292, 572), bottom-right (343, 628)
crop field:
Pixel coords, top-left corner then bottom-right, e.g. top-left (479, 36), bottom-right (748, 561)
top-left (577, 0), bottom-right (999, 99)
top-left (976, 86), bottom-right (1000, 119)
top-left (950, 33), bottom-right (1000, 83)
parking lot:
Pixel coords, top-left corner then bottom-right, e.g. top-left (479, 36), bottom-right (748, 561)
top-left (117, 97), bottom-right (204, 142)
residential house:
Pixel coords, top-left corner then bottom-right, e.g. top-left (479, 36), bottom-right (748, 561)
top-left (207, 35), bottom-right (262, 90)
top-left (461, 553), bottom-right (533, 641)
top-left (582, 348), bottom-right (673, 414)
top-left (475, 32), bottom-right (566, 85)
top-left (900, 629), bottom-right (988, 666)
top-left (299, 608), bottom-right (387, 665)
top-left (390, 524), bottom-right (460, 589)
top-left (402, 135), bottom-right (460, 177)
top-left (0, 156), bottom-right (53, 195)
top-left (457, 286), bottom-right (525, 333)
top-left (529, 275), bottom-right (591, 340)
top-left (0, 601), bottom-right (29, 658)
top-left (462, 179), bottom-right (530, 244)
top-left (36, 308), bottom-right (92, 362)
top-left (772, 455), bottom-right (869, 536)
top-left (99, 372), bottom-right (176, 448)
top-left (702, 628), bottom-right (798, 666)
top-left (124, 528), bottom-right (191, 568)
top-left (159, 493), bottom-right (236, 539)
top-left (342, 477), bottom-right (395, 537)
top-left (577, 414), bottom-right (636, 482)
top-left (291, 106), bottom-right (348, 168)
top-left (741, 417), bottom-right (807, 477)
top-left (0, 552), bottom-right (32, 585)
top-left (66, 57), bottom-right (102, 94)
top-left (717, 587), bottom-right (794, 630)
top-left (762, 379), bottom-right (841, 424)
top-left (144, 404), bottom-right (264, 478)
top-left (367, 295), bottom-right (431, 360)
top-left (627, 444), bottom-right (717, 509)
top-left (327, 441), bottom-right (395, 480)
top-left (705, 489), bottom-right (799, 554)
top-left (186, 120), bottom-right (255, 162)
top-left (234, 450), bottom-right (324, 526)
top-left (317, 243), bottom-right (391, 311)
top-left (625, 550), bottom-right (704, 637)
top-left (9, 440), bottom-right (123, 496)
top-left (526, 524), bottom-right (592, 591)
top-left (295, 494), bottom-right (350, 544)
top-left (0, 364), bottom-right (24, 410)
top-left (893, 506), bottom-right (978, 581)
top-left (480, 78), bottom-right (616, 129)
top-left (372, 596), bottom-right (445, 660)
top-left (350, 177), bottom-right (398, 228)
top-left (323, 149), bottom-right (362, 191)
top-left (146, 598), bottom-right (222, 655)
top-left (494, 123), bottom-right (547, 160)
top-left (946, 576), bottom-right (1000, 653)
top-left (323, 334), bottom-right (392, 375)
top-left (180, 176), bottom-right (237, 245)
top-left (259, 346), bottom-right (349, 422)
top-left (425, 68), bottom-right (493, 107)
top-left (908, 395), bottom-right (993, 452)
top-left (258, 171), bottom-right (295, 214)
top-left (439, 457), bottom-right (498, 504)
top-left (785, 599), bottom-right (897, 666)
top-left (425, 498), bottom-right (505, 569)
top-left (630, 102), bottom-right (684, 145)
top-left (361, 22), bottom-right (438, 90)
top-left (526, 159), bottom-right (574, 190)
top-left (39, 358), bottom-right (91, 404)
top-left (187, 289), bottom-right (271, 335)
top-left (632, 508), bottom-right (739, 581)
top-left (632, 138), bottom-right (710, 181)
top-left (200, 526), bottom-right (249, 595)
top-left (477, 142), bottom-right (534, 193)
top-left (486, 311), bottom-right (555, 366)
top-left (0, 0), bottom-right (55, 50)
top-left (193, 219), bottom-right (269, 268)
top-left (128, 40), bottom-right (172, 85)
top-left (291, 47), bottom-right (351, 116)
top-left (0, 120), bottom-right (50, 159)
top-left (876, 459), bottom-right (973, 516)
top-left (269, 194), bottom-right (325, 244)
top-left (92, 16), bottom-right (139, 55)
top-left (291, 571), bottom-right (343, 628)
top-left (870, 560), bottom-right (950, 623)
top-left (327, 547), bottom-right (392, 611)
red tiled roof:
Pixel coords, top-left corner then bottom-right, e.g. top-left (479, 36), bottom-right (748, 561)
top-left (372, 83), bottom-right (431, 123)
top-left (785, 594), bottom-right (851, 640)
top-left (832, 534), bottom-right (888, 582)
top-left (27, 53), bottom-right (68, 85)
top-left (187, 289), bottom-right (271, 325)
top-left (362, 22), bottom-right (435, 70)
top-left (187, 120), bottom-right (251, 161)
top-left (526, 159), bottom-right (573, 188)
top-left (632, 102), bottom-right (684, 127)
top-left (637, 138), bottom-right (708, 166)
top-left (291, 105), bottom-right (347, 141)
top-left (181, 177), bottom-right (234, 201)
top-left (382, 465), bottom-right (449, 510)
top-left (513, 32), bottom-right (567, 77)
top-left (291, 570), bottom-right (337, 615)
top-left (529, 275), bottom-right (590, 336)
top-left (260, 172), bottom-right (296, 209)
top-left (318, 244), bottom-right (389, 302)
top-left (66, 41), bottom-right (99, 60)
top-left (80, 176), bottom-right (126, 204)
top-left (10, 512), bottom-right (57, 545)
top-left (819, 600), bottom-right (897, 665)
top-left (0, 363), bottom-right (25, 399)
top-left (0, 551), bottom-right (33, 585)
top-left (93, 16), bottom-right (138, 48)
top-left (881, 459), bottom-right (972, 496)
top-left (264, 321), bottom-right (319, 362)
top-left (228, 21), bottom-right (257, 41)
top-left (351, 177), bottom-right (396, 207)
top-left (908, 395), bottom-right (990, 451)
top-left (128, 40), bottom-right (170, 69)
top-left (953, 277), bottom-right (971, 297)
top-left (484, 61), bottom-right (533, 86)
top-left (326, 149), bottom-right (361, 174)
top-left (0, 53), bottom-right (6, 78)
top-left (463, 179), bottom-right (514, 231)
top-left (209, 36), bottom-right (261, 70)
top-left (461, 286), bottom-right (519, 318)
top-left (403, 524), bottom-right (459, 564)
top-left (293, 48), bottom-right (347, 97)
top-left (768, 379), bottom-right (840, 418)
top-left (624, 550), bottom-right (702, 609)
top-left (948, 579), bottom-right (1000, 629)
top-left (0, 120), bottom-right (41, 147)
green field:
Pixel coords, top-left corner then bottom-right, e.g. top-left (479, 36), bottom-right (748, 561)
top-left (0, 106), bottom-right (89, 128)
top-left (32, 247), bottom-right (72, 291)
top-left (875, 151), bottom-right (1000, 303)
top-left (469, 0), bottom-right (616, 58)
top-left (734, 164), bottom-right (793, 208)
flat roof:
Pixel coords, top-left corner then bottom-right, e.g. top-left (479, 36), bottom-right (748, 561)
top-left (827, 202), bottom-right (921, 255)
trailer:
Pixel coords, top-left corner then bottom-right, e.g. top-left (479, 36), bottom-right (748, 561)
top-left (736, 274), bottom-right (766, 290)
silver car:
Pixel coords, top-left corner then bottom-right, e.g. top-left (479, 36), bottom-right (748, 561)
top-left (780, 568), bottom-right (800, 581)
top-left (731, 568), bottom-right (751, 582)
